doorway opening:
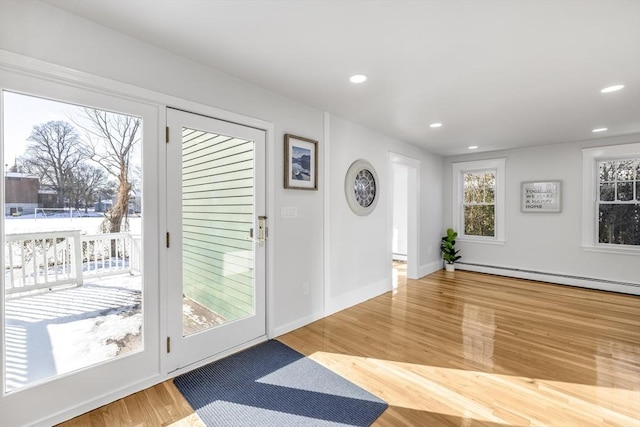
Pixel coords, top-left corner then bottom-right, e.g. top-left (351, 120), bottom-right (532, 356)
top-left (389, 153), bottom-right (420, 286)
top-left (391, 163), bottom-right (408, 289)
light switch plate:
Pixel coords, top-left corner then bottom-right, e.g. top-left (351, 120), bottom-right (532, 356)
top-left (281, 206), bottom-right (298, 219)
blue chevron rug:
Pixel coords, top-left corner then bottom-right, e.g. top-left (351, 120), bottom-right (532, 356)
top-left (174, 340), bottom-right (387, 426)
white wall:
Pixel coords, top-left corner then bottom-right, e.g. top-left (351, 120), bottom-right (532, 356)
top-left (392, 164), bottom-right (408, 258)
top-left (327, 116), bottom-right (442, 314)
top-left (443, 134), bottom-right (640, 289)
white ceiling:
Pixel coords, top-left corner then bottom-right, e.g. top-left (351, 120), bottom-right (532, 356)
top-left (44, 0), bottom-right (640, 156)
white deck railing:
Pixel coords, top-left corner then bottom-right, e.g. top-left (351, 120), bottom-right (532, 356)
top-left (4, 231), bottom-right (141, 296)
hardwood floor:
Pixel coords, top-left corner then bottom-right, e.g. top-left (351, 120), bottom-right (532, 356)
top-left (59, 268), bottom-right (640, 426)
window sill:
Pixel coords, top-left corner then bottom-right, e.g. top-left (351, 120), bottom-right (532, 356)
top-left (457, 237), bottom-right (506, 246)
top-left (582, 245), bottom-right (640, 256)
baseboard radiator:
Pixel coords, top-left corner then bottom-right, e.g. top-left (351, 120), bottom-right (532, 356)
top-left (392, 253), bottom-right (407, 261)
top-left (456, 262), bottom-right (640, 295)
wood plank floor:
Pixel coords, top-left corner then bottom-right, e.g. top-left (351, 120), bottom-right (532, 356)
top-left (59, 268), bottom-right (640, 426)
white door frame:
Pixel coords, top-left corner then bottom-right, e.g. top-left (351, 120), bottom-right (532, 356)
top-left (388, 152), bottom-right (421, 280)
top-left (164, 108), bottom-right (267, 372)
top-left (158, 105), bottom-right (275, 378)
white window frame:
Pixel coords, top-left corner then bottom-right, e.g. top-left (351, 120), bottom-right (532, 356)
top-left (582, 143), bottom-right (640, 255)
top-left (452, 158), bottom-right (506, 244)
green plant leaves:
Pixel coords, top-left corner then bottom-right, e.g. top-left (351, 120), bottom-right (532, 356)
top-left (441, 228), bottom-right (461, 264)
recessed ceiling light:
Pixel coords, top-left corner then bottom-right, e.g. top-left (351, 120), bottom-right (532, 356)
top-left (349, 74), bottom-right (367, 83)
top-left (430, 123), bottom-right (443, 128)
top-left (592, 127), bottom-right (608, 133)
top-left (601, 85), bottom-right (624, 93)
top-left (468, 146), bottom-right (478, 150)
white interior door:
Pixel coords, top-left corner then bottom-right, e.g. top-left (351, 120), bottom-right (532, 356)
top-left (165, 108), bottom-right (266, 371)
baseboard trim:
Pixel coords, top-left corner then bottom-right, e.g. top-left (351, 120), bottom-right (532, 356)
top-left (419, 260), bottom-right (443, 278)
top-left (326, 278), bottom-right (390, 316)
top-left (30, 374), bottom-right (163, 427)
top-left (456, 262), bottom-right (640, 295)
top-left (273, 312), bottom-right (325, 337)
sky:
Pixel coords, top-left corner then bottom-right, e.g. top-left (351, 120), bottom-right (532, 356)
top-left (2, 91), bottom-right (73, 169)
top-left (2, 90), bottom-right (142, 172)
top-left (292, 145), bottom-right (310, 159)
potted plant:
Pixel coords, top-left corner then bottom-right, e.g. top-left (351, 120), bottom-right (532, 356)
top-left (441, 228), bottom-right (461, 271)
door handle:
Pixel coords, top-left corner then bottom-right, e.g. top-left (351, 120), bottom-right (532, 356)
top-left (258, 216), bottom-right (267, 247)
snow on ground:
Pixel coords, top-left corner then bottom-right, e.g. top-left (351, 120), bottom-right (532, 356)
top-left (4, 275), bottom-right (142, 392)
top-left (48, 310), bottom-right (142, 375)
top-left (4, 215), bottom-right (142, 234)
top-left (3, 216), bottom-right (146, 391)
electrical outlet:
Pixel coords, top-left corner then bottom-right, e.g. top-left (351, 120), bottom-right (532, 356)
top-left (302, 282), bottom-right (309, 295)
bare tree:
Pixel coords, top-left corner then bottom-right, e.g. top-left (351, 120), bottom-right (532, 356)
top-left (598, 159), bottom-right (640, 245)
top-left (22, 121), bottom-right (83, 207)
top-left (68, 163), bottom-right (109, 213)
top-left (463, 171), bottom-right (496, 237)
top-left (76, 109), bottom-right (141, 233)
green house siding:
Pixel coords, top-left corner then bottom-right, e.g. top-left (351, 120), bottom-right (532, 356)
top-left (182, 128), bottom-right (254, 320)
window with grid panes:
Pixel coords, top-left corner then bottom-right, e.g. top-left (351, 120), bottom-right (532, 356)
top-left (597, 158), bottom-right (639, 245)
top-left (463, 170), bottom-right (496, 237)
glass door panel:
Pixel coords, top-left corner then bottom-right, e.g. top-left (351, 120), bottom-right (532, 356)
top-left (181, 128), bottom-right (255, 336)
top-left (2, 91), bottom-right (143, 392)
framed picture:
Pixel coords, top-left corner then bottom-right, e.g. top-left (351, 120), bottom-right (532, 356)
top-left (521, 181), bottom-right (562, 213)
top-left (284, 134), bottom-right (318, 190)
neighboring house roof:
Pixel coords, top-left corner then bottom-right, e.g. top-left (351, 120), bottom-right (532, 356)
top-left (4, 172), bottom-right (39, 179)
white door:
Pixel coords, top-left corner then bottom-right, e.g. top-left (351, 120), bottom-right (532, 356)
top-left (166, 108), bottom-right (267, 371)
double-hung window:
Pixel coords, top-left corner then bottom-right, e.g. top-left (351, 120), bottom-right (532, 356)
top-left (597, 158), bottom-right (639, 245)
top-left (452, 158), bottom-right (506, 243)
top-left (463, 169), bottom-right (496, 237)
top-left (583, 143), bottom-right (640, 252)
